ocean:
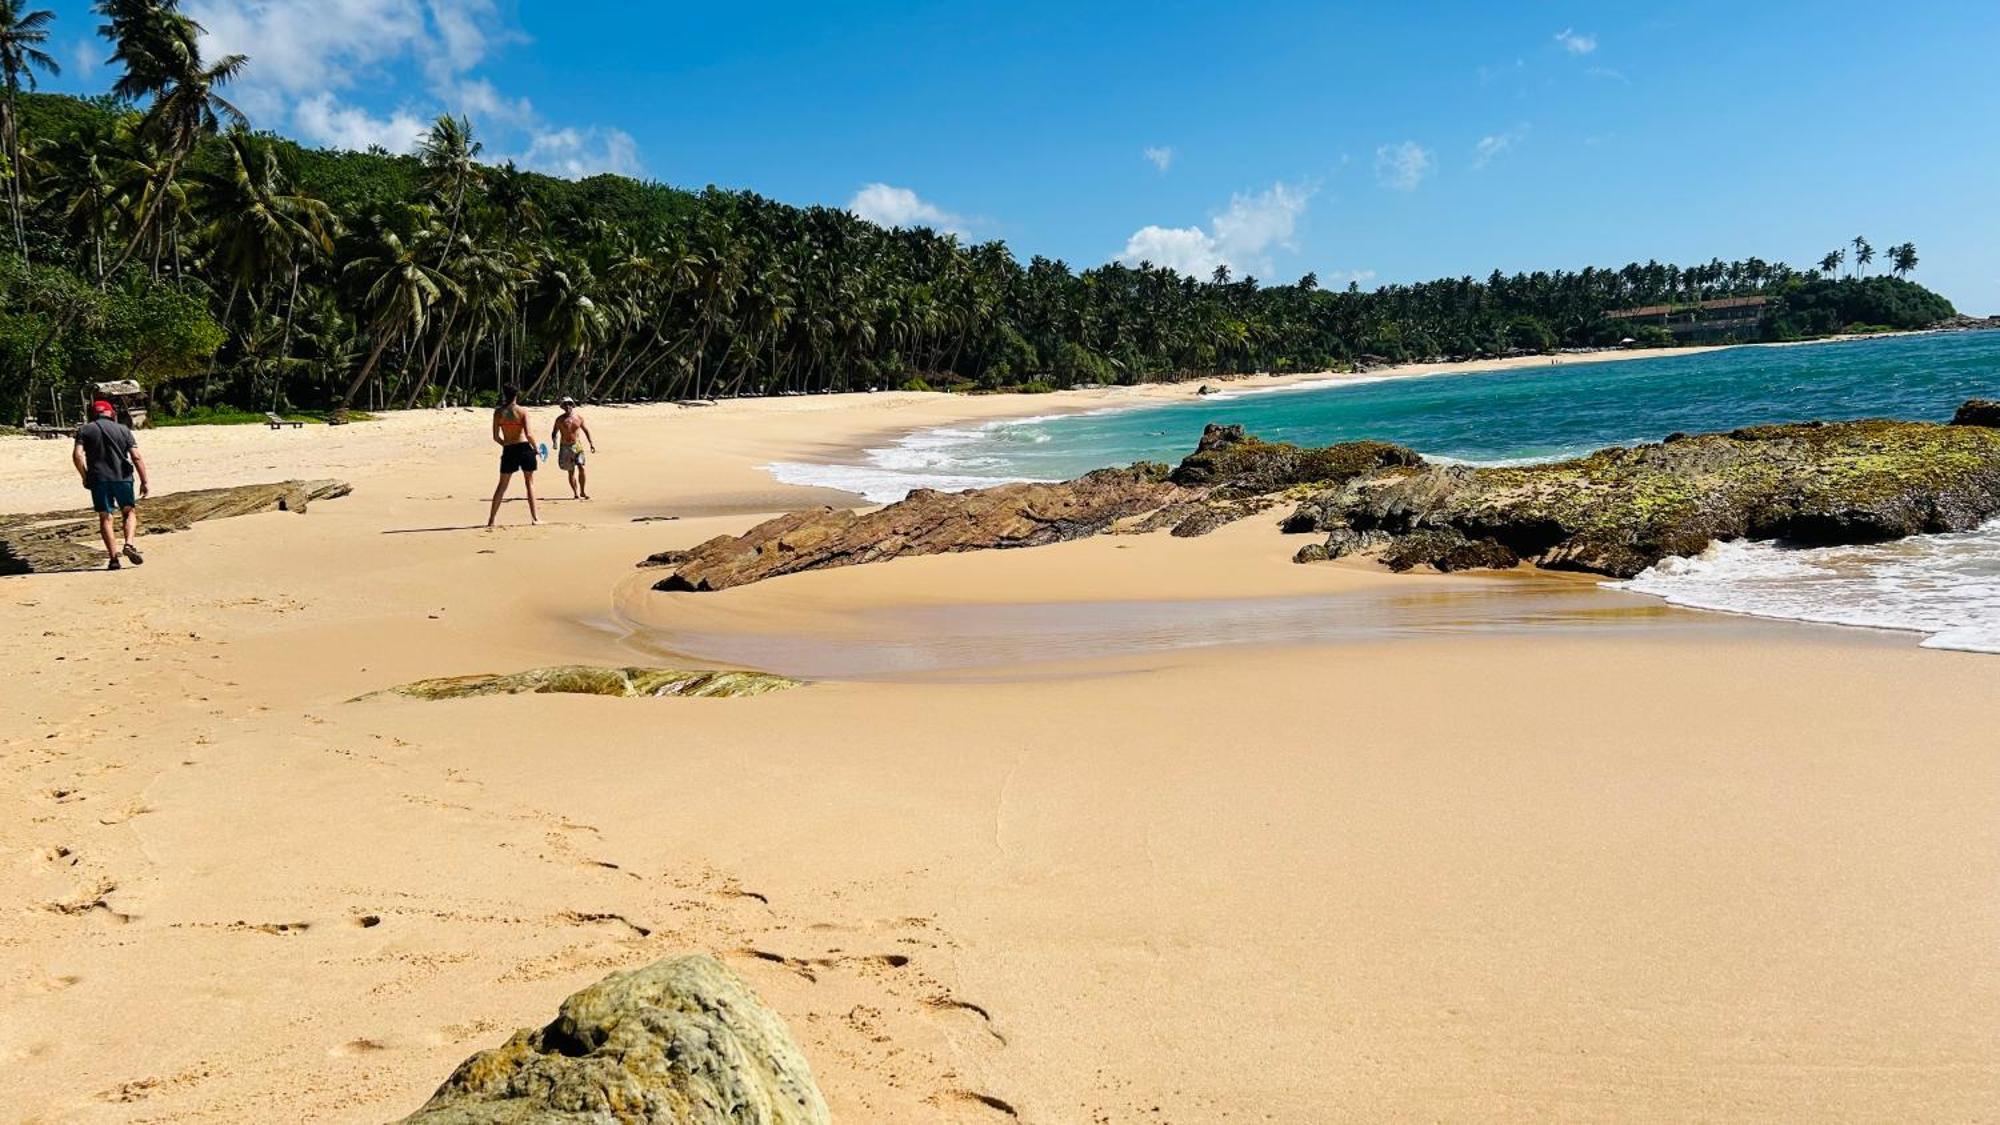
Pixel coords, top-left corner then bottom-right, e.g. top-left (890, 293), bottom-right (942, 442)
top-left (767, 332), bottom-right (2000, 653)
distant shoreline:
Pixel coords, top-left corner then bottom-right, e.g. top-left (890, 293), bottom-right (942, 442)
top-left (787, 325), bottom-right (2000, 497)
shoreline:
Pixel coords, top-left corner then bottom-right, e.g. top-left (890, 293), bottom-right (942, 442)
top-left (766, 329), bottom-right (1986, 498)
top-left (3, 344), bottom-right (1997, 1121)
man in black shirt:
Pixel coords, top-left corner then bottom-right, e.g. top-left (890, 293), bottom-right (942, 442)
top-left (72, 399), bottom-right (151, 570)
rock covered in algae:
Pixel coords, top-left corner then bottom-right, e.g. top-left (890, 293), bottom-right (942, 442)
top-left (400, 954), bottom-right (830, 1125)
top-left (640, 399), bottom-right (2000, 588)
top-left (1286, 409), bottom-right (2000, 576)
top-left (376, 665), bottom-right (800, 701)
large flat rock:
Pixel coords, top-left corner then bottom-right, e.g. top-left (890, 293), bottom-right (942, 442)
top-left (0, 480), bottom-right (352, 575)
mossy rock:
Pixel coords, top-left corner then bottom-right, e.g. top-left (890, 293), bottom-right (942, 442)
top-left (370, 665), bottom-right (801, 701)
top-left (1168, 423), bottom-right (1423, 496)
top-left (401, 954), bottom-right (829, 1125)
top-left (1287, 413), bottom-right (2000, 576)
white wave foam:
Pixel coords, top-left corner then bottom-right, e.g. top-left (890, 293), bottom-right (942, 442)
top-left (762, 459), bottom-right (1047, 504)
top-left (1612, 525), bottom-right (2000, 654)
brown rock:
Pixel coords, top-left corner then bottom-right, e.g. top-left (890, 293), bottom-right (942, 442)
top-left (655, 465), bottom-right (1183, 591)
top-left (1951, 398), bottom-right (2000, 428)
top-left (0, 480), bottom-right (351, 575)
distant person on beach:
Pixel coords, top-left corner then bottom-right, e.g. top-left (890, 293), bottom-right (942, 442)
top-left (72, 399), bottom-right (150, 570)
top-left (551, 397), bottom-right (597, 500)
top-left (486, 385), bottom-right (540, 527)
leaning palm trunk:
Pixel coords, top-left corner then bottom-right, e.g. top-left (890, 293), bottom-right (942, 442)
top-left (337, 327), bottom-right (396, 410)
top-left (522, 346), bottom-right (563, 400)
top-left (402, 308), bottom-right (459, 410)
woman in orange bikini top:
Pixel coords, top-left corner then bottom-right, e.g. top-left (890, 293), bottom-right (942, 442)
top-left (486, 384), bottom-right (541, 527)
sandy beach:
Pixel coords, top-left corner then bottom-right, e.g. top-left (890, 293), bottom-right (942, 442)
top-left (4, 356), bottom-right (1998, 1121)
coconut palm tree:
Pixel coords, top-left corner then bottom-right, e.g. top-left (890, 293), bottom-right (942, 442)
top-left (1889, 242), bottom-right (1918, 278)
top-left (521, 252), bottom-right (608, 399)
top-left (1850, 235), bottom-right (1872, 277)
top-left (336, 223), bottom-right (461, 409)
top-left (193, 130), bottom-right (334, 322)
top-left (93, 0), bottom-right (247, 280)
top-left (0, 1), bottom-right (59, 257)
top-left (1819, 250), bottom-right (1844, 277)
top-left (418, 113), bottom-right (483, 246)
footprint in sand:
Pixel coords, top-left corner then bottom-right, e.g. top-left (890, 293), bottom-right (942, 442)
top-left (26, 973), bottom-right (82, 995)
top-left (233, 920), bottom-right (313, 936)
top-left (329, 1038), bottom-right (389, 1057)
top-left (43, 878), bottom-right (131, 924)
top-left (942, 1091), bottom-right (1020, 1119)
top-left (924, 996), bottom-right (1007, 1045)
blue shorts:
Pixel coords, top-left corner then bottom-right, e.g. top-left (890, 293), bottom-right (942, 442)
top-left (89, 479), bottom-right (136, 513)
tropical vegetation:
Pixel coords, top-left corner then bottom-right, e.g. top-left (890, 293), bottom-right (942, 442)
top-left (0, 2), bottom-right (1965, 424)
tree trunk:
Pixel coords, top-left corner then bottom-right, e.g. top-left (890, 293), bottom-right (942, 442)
top-left (338, 327), bottom-right (395, 410)
top-left (522, 346), bottom-right (562, 400)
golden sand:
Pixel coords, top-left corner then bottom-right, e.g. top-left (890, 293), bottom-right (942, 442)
top-left (3, 357), bottom-right (1996, 1121)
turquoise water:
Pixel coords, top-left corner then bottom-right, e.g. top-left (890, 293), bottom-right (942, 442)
top-left (914, 332), bottom-right (2000, 488)
top-left (765, 332), bottom-right (2000, 652)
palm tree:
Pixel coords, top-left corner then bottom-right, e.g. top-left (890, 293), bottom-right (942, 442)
top-left (1850, 235), bottom-right (1872, 278)
top-left (94, 0), bottom-right (247, 280)
top-left (1889, 242), bottom-right (1918, 278)
top-left (0, 1), bottom-right (59, 257)
top-left (418, 113), bottom-right (482, 246)
top-left (1819, 250), bottom-right (1844, 277)
top-left (193, 130), bottom-right (334, 322)
top-left (522, 252), bottom-right (608, 399)
top-left (336, 224), bottom-right (461, 409)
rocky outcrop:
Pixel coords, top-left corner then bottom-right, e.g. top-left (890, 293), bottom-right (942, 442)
top-left (1167, 423), bottom-right (1422, 496)
top-left (367, 665), bottom-right (801, 701)
top-left (401, 954), bottom-right (829, 1125)
top-left (653, 464), bottom-right (1187, 591)
top-left (1288, 412), bottom-right (2000, 576)
top-left (650, 425), bottom-right (1421, 591)
top-left (1952, 399), bottom-right (2000, 428)
top-left (647, 402), bottom-right (2000, 589)
top-left (0, 480), bottom-right (351, 575)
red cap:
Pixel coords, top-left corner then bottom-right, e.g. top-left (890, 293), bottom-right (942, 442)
top-left (91, 399), bottom-right (115, 417)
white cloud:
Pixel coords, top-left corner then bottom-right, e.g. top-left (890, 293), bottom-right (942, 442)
top-left (1555, 27), bottom-right (1597, 54)
top-left (292, 92), bottom-right (429, 153)
top-left (517, 127), bottom-right (642, 179)
top-left (1117, 181), bottom-right (1311, 279)
top-left (848, 184), bottom-right (969, 237)
top-left (1143, 145), bottom-right (1174, 173)
top-left (1374, 141), bottom-right (1434, 191)
top-left (185, 0), bottom-right (637, 178)
top-left (1585, 66), bottom-right (1628, 83)
top-left (1325, 268), bottom-right (1377, 289)
top-left (67, 38), bottom-right (98, 81)
top-left (1471, 125), bottom-right (1529, 170)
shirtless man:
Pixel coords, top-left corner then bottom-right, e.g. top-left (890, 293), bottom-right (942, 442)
top-left (551, 397), bottom-right (597, 500)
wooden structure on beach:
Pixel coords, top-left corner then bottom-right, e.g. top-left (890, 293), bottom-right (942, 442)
top-left (1605, 295), bottom-right (1770, 342)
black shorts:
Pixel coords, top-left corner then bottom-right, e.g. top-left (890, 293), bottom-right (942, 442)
top-left (500, 442), bottom-right (537, 475)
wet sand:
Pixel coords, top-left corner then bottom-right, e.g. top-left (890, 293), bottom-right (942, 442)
top-left (2, 377), bottom-right (1996, 1122)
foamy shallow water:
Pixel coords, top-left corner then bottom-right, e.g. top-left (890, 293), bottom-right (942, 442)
top-left (1612, 525), bottom-right (2000, 654)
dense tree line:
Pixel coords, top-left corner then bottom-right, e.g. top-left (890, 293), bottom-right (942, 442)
top-left (0, 2), bottom-right (1961, 424)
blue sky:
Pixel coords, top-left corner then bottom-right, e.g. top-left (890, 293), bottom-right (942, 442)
top-left (33, 1), bottom-right (2000, 311)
